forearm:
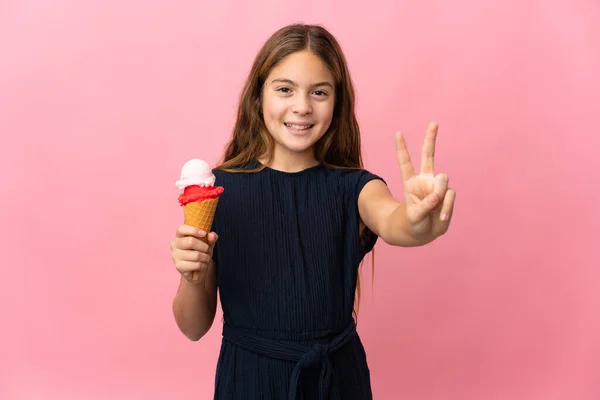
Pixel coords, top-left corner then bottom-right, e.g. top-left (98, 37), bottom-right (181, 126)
top-left (172, 267), bottom-right (217, 341)
top-left (385, 203), bottom-right (436, 247)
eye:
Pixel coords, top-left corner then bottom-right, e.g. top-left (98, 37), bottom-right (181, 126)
top-left (313, 90), bottom-right (328, 97)
top-left (277, 87), bottom-right (292, 93)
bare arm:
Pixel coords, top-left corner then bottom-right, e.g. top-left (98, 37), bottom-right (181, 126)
top-left (171, 228), bottom-right (219, 341)
top-left (173, 259), bottom-right (218, 341)
top-left (358, 179), bottom-right (434, 247)
top-left (358, 123), bottom-right (456, 247)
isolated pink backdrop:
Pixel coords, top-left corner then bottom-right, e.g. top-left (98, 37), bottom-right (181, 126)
top-left (1, 1), bottom-right (599, 399)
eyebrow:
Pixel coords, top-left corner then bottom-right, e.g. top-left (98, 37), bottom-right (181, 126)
top-left (271, 78), bottom-right (333, 89)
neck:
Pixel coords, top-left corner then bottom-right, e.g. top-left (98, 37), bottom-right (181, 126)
top-left (258, 148), bottom-right (319, 173)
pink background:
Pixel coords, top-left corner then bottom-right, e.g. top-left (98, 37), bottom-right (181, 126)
top-left (1, 1), bottom-right (599, 399)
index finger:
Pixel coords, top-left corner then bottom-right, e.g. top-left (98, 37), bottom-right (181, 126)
top-left (395, 132), bottom-right (415, 181)
top-left (176, 224), bottom-right (207, 239)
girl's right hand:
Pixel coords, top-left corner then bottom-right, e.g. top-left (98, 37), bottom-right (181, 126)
top-left (170, 225), bottom-right (219, 284)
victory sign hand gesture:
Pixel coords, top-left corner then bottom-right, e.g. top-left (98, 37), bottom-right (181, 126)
top-left (395, 122), bottom-right (456, 239)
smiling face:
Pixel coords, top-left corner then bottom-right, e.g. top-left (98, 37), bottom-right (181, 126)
top-left (260, 50), bottom-right (335, 167)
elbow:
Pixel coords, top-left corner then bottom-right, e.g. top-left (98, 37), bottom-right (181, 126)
top-left (179, 323), bottom-right (211, 342)
top-left (177, 314), bottom-right (215, 341)
top-left (172, 303), bottom-right (214, 342)
top-left (184, 331), bottom-right (203, 342)
top-left (177, 307), bottom-right (216, 342)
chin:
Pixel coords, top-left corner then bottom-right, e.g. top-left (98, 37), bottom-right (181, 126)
top-left (276, 139), bottom-right (314, 154)
top-left (279, 140), bottom-right (320, 155)
top-left (285, 144), bottom-right (315, 154)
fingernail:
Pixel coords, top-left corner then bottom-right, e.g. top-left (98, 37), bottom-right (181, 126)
top-left (441, 213), bottom-right (447, 221)
top-left (430, 194), bottom-right (439, 204)
top-left (199, 230), bottom-right (206, 236)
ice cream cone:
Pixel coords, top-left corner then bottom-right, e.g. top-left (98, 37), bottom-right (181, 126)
top-left (183, 198), bottom-right (220, 280)
top-left (176, 158), bottom-right (224, 281)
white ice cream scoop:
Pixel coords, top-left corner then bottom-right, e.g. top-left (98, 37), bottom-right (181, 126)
top-left (175, 158), bottom-right (216, 190)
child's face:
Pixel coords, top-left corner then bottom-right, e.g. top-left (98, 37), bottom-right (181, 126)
top-left (261, 50), bottom-right (335, 160)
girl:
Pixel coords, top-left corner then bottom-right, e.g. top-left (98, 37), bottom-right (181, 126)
top-left (170, 23), bottom-right (455, 400)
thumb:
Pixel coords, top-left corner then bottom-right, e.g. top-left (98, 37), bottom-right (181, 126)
top-left (415, 192), bottom-right (441, 219)
top-left (207, 232), bottom-right (219, 248)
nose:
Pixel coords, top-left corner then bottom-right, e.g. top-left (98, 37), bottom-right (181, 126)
top-left (291, 94), bottom-right (312, 115)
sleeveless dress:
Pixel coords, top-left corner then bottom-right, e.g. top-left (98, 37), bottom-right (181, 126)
top-left (211, 160), bottom-right (385, 400)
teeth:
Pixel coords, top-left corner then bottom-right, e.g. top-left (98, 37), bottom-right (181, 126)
top-left (285, 123), bottom-right (312, 130)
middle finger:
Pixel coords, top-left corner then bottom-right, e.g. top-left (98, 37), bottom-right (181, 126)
top-left (178, 236), bottom-right (209, 252)
top-left (178, 249), bottom-right (212, 263)
top-left (420, 122), bottom-right (438, 175)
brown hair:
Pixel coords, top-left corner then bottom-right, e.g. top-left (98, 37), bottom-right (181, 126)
top-left (215, 23), bottom-right (374, 316)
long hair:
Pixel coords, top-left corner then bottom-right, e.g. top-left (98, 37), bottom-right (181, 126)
top-left (215, 23), bottom-right (374, 316)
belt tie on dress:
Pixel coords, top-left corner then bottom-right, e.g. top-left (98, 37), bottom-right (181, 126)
top-left (222, 322), bottom-right (357, 400)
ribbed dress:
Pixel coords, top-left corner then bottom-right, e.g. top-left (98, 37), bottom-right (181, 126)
top-left (211, 160), bottom-right (385, 400)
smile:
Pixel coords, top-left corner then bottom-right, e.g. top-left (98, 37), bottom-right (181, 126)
top-left (284, 123), bottom-right (314, 130)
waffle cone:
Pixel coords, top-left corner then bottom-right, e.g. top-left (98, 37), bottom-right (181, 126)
top-left (183, 197), bottom-right (220, 280)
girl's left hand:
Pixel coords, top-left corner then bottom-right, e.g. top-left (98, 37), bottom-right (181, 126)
top-left (395, 122), bottom-right (456, 240)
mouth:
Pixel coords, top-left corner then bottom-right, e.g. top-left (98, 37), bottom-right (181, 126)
top-left (284, 123), bottom-right (315, 135)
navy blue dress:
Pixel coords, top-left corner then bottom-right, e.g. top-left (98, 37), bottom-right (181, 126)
top-left (211, 160), bottom-right (384, 400)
